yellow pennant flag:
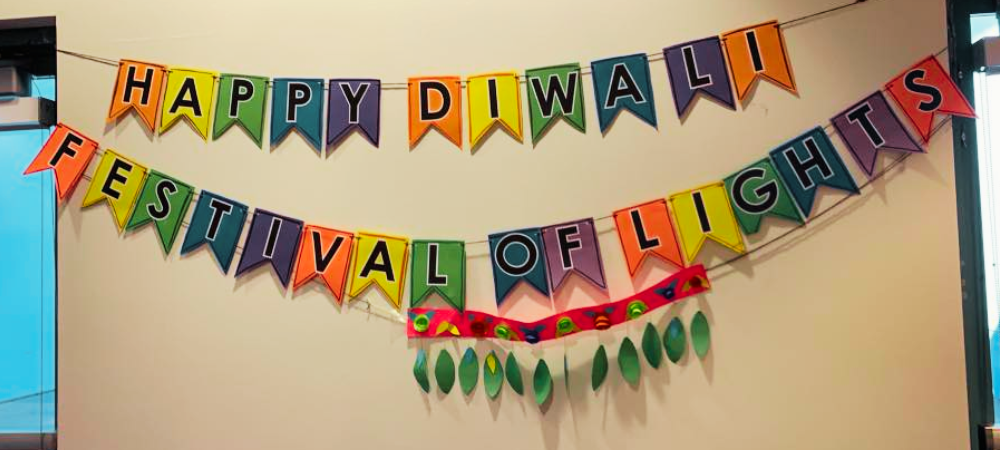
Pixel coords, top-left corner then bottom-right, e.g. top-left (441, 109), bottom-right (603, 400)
top-left (348, 231), bottom-right (410, 310)
top-left (81, 150), bottom-right (149, 231)
top-left (668, 181), bottom-right (745, 262)
top-left (159, 67), bottom-right (217, 139)
top-left (467, 72), bottom-right (523, 148)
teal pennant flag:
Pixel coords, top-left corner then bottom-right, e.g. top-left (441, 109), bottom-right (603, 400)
top-left (590, 53), bottom-right (657, 133)
top-left (768, 127), bottom-right (859, 217)
top-left (180, 191), bottom-right (248, 273)
top-left (488, 228), bottom-right (550, 306)
top-left (271, 78), bottom-right (324, 152)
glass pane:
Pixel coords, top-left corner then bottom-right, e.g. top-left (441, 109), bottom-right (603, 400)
top-left (0, 75), bottom-right (56, 434)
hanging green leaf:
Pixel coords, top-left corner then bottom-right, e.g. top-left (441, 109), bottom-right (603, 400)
top-left (618, 338), bottom-right (641, 387)
top-left (413, 349), bottom-right (430, 393)
top-left (505, 352), bottom-right (524, 396)
top-left (534, 359), bottom-right (553, 406)
top-left (591, 345), bottom-right (608, 391)
top-left (484, 351), bottom-right (504, 400)
top-left (435, 349), bottom-right (456, 394)
top-left (459, 348), bottom-right (479, 396)
top-left (664, 317), bottom-right (687, 364)
top-left (641, 323), bottom-right (663, 369)
top-left (691, 311), bottom-right (711, 359)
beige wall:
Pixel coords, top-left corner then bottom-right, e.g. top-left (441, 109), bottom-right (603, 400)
top-left (0, 0), bottom-right (972, 448)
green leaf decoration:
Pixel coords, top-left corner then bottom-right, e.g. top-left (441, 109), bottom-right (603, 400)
top-left (641, 323), bottom-right (663, 369)
top-left (534, 359), bottom-right (553, 406)
top-left (591, 345), bottom-right (609, 391)
top-left (618, 338), bottom-right (641, 387)
top-left (459, 348), bottom-right (479, 396)
top-left (664, 317), bottom-right (687, 364)
top-left (435, 349), bottom-right (456, 394)
top-left (505, 352), bottom-right (524, 396)
top-left (484, 351), bottom-right (504, 400)
top-left (691, 311), bottom-right (711, 359)
top-left (413, 349), bottom-right (430, 393)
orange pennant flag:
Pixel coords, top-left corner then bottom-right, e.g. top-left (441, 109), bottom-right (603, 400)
top-left (885, 55), bottom-right (976, 142)
top-left (107, 60), bottom-right (167, 132)
top-left (721, 21), bottom-right (796, 102)
top-left (613, 199), bottom-right (685, 276)
top-left (292, 225), bottom-right (355, 303)
top-left (24, 123), bottom-right (100, 203)
top-left (408, 76), bottom-right (463, 149)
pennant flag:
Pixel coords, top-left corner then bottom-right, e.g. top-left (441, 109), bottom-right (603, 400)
top-left (348, 231), bottom-right (410, 309)
top-left (23, 123), bottom-right (100, 202)
top-left (467, 72), bottom-right (523, 148)
top-left (408, 76), bottom-right (463, 149)
top-left (885, 55), bottom-right (975, 142)
top-left (234, 210), bottom-right (304, 287)
top-left (410, 240), bottom-right (466, 311)
top-left (179, 191), bottom-right (248, 273)
top-left (328, 79), bottom-right (381, 148)
top-left (541, 218), bottom-right (606, 292)
top-left (831, 91), bottom-right (924, 177)
top-left (613, 199), bottom-right (684, 276)
top-left (663, 37), bottom-right (736, 117)
top-left (271, 78), bottom-right (325, 152)
top-left (525, 63), bottom-right (586, 144)
top-left (80, 150), bottom-right (149, 231)
top-left (292, 225), bottom-right (354, 302)
top-left (721, 21), bottom-right (796, 102)
top-left (669, 181), bottom-right (746, 262)
top-left (769, 127), bottom-right (859, 217)
top-left (123, 170), bottom-right (195, 254)
top-left (107, 60), bottom-right (167, 132)
top-left (723, 158), bottom-right (803, 235)
top-left (159, 67), bottom-right (217, 139)
top-left (591, 53), bottom-right (657, 132)
top-left (212, 74), bottom-right (269, 148)
top-left (488, 228), bottom-right (550, 305)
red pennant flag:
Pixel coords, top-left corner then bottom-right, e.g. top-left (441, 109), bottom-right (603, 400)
top-left (23, 123), bottom-right (100, 202)
top-left (885, 55), bottom-right (975, 142)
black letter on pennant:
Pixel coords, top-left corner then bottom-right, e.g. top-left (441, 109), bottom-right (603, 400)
top-left (168, 78), bottom-right (202, 116)
top-left (101, 158), bottom-right (133, 200)
top-left (604, 63), bottom-right (646, 109)
top-left (903, 69), bottom-right (943, 112)
top-left (148, 179), bottom-right (178, 220)
top-left (419, 81), bottom-right (451, 121)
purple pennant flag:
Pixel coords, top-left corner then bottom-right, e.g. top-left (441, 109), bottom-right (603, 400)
top-left (541, 218), bottom-right (606, 292)
top-left (327, 79), bottom-right (380, 148)
top-left (234, 209), bottom-right (304, 287)
top-left (831, 91), bottom-right (923, 177)
top-left (664, 37), bottom-right (736, 117)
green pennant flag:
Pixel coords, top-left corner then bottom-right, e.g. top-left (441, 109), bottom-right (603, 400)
top-left (212, 74), bottom-right (269, 148)
top-left (723, 158), bottom-right (804, 235)
top-left (124, 170), bottom-right (194, 254)
top-left (410, 240), bottom-right (466, 310)
top-left (525, 63), bottom-right (586, 144)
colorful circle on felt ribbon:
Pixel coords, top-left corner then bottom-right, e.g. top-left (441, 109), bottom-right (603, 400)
top-left (627, 300), bottom-right (648, 319)
top-left (413, 314), bottom-right (430, 333)
top-left (594, 312), bottom-right (611, 330)
top-left (495, 324), bottom-right (513, 340)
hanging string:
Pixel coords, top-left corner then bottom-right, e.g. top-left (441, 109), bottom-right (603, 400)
top-left (54, 0), bottom-right (883, 91)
